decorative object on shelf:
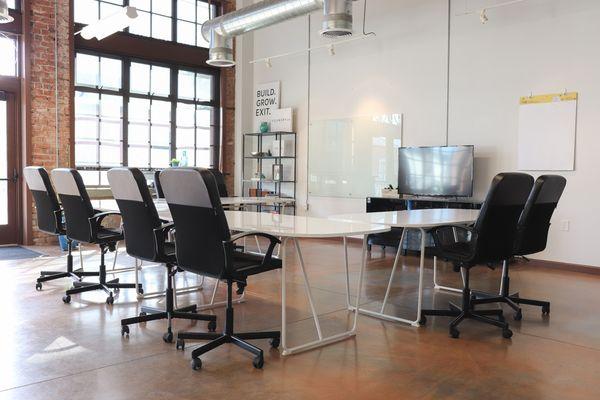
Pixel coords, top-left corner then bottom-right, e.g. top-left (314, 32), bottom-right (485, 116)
top-left (260, 121), bottom-right (270, 133)
top-left (250, 150), bottom-right (272, 158)
top-left (272, 164), bottom-right (283, 181)
top-left (253, 171), bottom-right (266, 181)
top-left (170, 158), bottom-right (180, 167)
top-left (381, 185), bottom-right (399, 198)
top-left (269, 108), bottom-right (293, 132)
top-left (272, 139), bottom-right (293, 157)
top-left (180, 150), bottom-right (189, 166)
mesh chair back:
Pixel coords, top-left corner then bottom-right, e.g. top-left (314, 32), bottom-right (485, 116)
top-left (51, 168), bottom-right (95, 242)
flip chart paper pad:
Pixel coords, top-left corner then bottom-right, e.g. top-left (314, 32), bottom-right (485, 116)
top-left (517, 93), bottom-right (577, 171)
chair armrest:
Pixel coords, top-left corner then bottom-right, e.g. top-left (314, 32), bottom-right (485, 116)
top-left (225, 231), bottom-right (281, 271)
top-left (153, 222), bottom-right (176, 256)
top-left (88, 211), bottom-right (122, 238)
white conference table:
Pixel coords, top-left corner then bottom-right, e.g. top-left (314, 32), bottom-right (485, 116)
top-left (93, 199), bottom-right (390, 356)
top-left (330, 209), bottom-right (480, 326)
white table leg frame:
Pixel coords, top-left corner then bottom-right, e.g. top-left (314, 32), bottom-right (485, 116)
top-left (194, 278), bottom-right (246, 311)
top-left (349, 228), bottom-right (427, 327)
top-left (433, 227), bottom-right (463, 293)
top-left (280, 236), bottom-right (367, 356)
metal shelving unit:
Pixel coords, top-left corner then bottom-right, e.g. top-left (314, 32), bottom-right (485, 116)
top-left (242, 131), bottom-right (296, 214)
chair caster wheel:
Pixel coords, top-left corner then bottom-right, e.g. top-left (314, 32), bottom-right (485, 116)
top-left (207, 320), bottom-right (217, 332)
top-left (542, 305), bottom-right (550, 315)
top-left (502, 328), bottom-right (513, 339)
top-left (191, 358), bottom-right (202, 370)
top-left (106, 295), bottom-right (114, 305)
top-left (62, 295), bottom-right (71, 304)
top-left (176, 338), bottom-right (185, 351)
top-left (163, 331), bottom-right (174, 343)
top-left (449, 327), bottom-right (460, 339)
top-left (269, 337), bottom-right (280, 349)
top-left (121, 325), bottom-right (129, 337)
top-left (139, 312), bottom-right (147, 317)
top-left (513, 310), bottom-right (523, 321)
top-left (418, 316), bottom-right (427, 325)
top-left (35, 282), bottom-right (42, 291)
top-left (253, 355), bottom-right (264, 369)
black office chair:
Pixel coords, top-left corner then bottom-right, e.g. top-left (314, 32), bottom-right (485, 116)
top-left (24, 166), bottom-right (99, 290)
top-left (420, 173), bottom-right (534, 339)
top-left (51, 168), bottom-right (142, 304)
top-left (153, 170), bottom-right (164, 199)
top-left (208, 168), bottom-right (228, 197)
top-left (471, 175), bottom-right (566, 320)
top-left (107, 167), bottom-right (217, 341)
top-left (160, 167), bottom-right (281, 370)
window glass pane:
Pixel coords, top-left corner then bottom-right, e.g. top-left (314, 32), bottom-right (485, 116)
top-left (177, 20), bottom-right (196, 46)
top-left (196, 74), bottom-right (212, 101)
top-left (128, 97), bottom-right (150, 122)
top-left (130, 63), bottom-right (151, 94)
top-left (151, 126), bottom-right (170, 147)
top-left (79, 170), bottom-right (100, 186)
top-left (178, 70), bottom-right (195, 100)
top-left (178, 0), bottom-right (195, 22)
top-left (151, 148), bottom-right (170, 168)
top-left (100, 57), bottom-right (122, 89)
top-left (76, 54), bottom-right (99, 87)
top-left (105, 0), bottom-right (124, 5)
top-left (128, 123), bottom-right (149, 145)
top-left (198, 1), bottom-right (211, 22)
top-left (196, 128), bottom-right (210, 148)
top-left (100, 120), bottom-right (122, 142)
top-left (151, 100), bottom-right (171, 123)
top-left (75, 118), bottom-right (98, 141)
top-left (196, 149), bottom-right (210, 167)
top-left (74, 0), bottom-right (98, 24)
top-left (100, 94), bottom-right (123, 119)
top-left (151, 66), bottom-right (171, 96)
top-left (177, 103), bottom-right (195, 126)
top-left (75, 92), bottom-right (100, 117)
top-left (152, 14), bottom-right (172, 41)
top-left (176, 128), bottom-right (194, 148)
top-left (6, 0), bottom-right (16, 9)
top-left (130, 0), bottom-right (150, 11)
top-left (100, 171), bottom-right (110, 186)
top-left (152, 0), bottom-right (172, 16)
top-left (100, 2), bottom-right (122, 19)
top-left (0, 36), bottom-right (17, 76)
top-left (99, 143), bottom-right (122, 166)
top-left (196, 106), bottom-right (211, 127)
top-left (128, 146), bottom-right (149, 167)
top-left (75, 142), bottom-right (98, 166)
top-left (129, 10), bottom-right (151, 36)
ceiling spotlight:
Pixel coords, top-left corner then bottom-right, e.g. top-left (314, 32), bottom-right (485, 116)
top-left (265, 58), bottom-right (272, 68)
top-left (480, 9), bottom-right (488, 24)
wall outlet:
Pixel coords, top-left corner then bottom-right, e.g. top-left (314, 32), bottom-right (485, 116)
top-left (561, 220), bottom-right (570, 232)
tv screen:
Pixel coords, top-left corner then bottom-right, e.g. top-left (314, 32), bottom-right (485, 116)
top-left (398, 145), bottom-right (474, 197)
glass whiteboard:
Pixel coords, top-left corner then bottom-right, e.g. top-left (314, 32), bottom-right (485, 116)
top-left (308, 114), bottom-right (402, 198)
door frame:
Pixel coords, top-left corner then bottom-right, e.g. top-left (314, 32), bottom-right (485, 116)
top-left (0, 77), bottom-right (23, 245)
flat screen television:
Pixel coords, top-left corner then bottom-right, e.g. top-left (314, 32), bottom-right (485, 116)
top-left (397, 145), bottom-right (474, 197)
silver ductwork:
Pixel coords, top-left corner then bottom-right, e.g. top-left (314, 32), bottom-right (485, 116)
top-left (321, 0), bottom-right (353, 38)
top-left (203, 0), bottom-right (356, 67)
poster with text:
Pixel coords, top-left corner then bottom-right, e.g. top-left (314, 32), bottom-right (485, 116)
top-left (254, 81), bottom-right (280, 132)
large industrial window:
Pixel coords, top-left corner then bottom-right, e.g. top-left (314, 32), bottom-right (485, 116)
top-left (74, 0), bottom-right (216, 48)
top-left (74, 52), bottom-right (220, 186)
top-left (0, 35), bottom-right (18, 77)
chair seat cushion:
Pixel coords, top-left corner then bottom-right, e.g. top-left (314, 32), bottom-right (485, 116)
top-left (231, 251), bottom-right (282, 279)
top-left (434, 241), bottom-right (473, 264)
top-left (96, 227), bottom-right (124, 242)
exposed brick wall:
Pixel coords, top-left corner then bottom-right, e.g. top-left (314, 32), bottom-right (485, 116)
top-left (28, 0), bottom-right (72, 245)
top-left (221, 0), bottom-right (236, 195)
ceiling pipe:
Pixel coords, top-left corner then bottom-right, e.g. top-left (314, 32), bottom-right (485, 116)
top-left (203, 0), bottom-right (355, 67)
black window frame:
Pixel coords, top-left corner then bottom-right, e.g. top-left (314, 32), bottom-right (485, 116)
top-left (74, 49), bottom-right (221, 184)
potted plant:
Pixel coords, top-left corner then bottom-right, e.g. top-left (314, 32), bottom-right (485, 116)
top-left (170, 158), bottom-right (180, 167)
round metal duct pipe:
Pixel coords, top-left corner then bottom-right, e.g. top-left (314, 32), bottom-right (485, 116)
top-left (207, 31), bottom-right (235, 67)
top-left (320, 0), bottom-right (353, 38)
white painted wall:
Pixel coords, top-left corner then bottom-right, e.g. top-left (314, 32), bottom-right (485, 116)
top-left (236, 0), bottom-right (600, 267)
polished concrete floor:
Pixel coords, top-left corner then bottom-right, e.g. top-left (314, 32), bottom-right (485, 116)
top-left (1, 239), bottom-right (599, 400)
